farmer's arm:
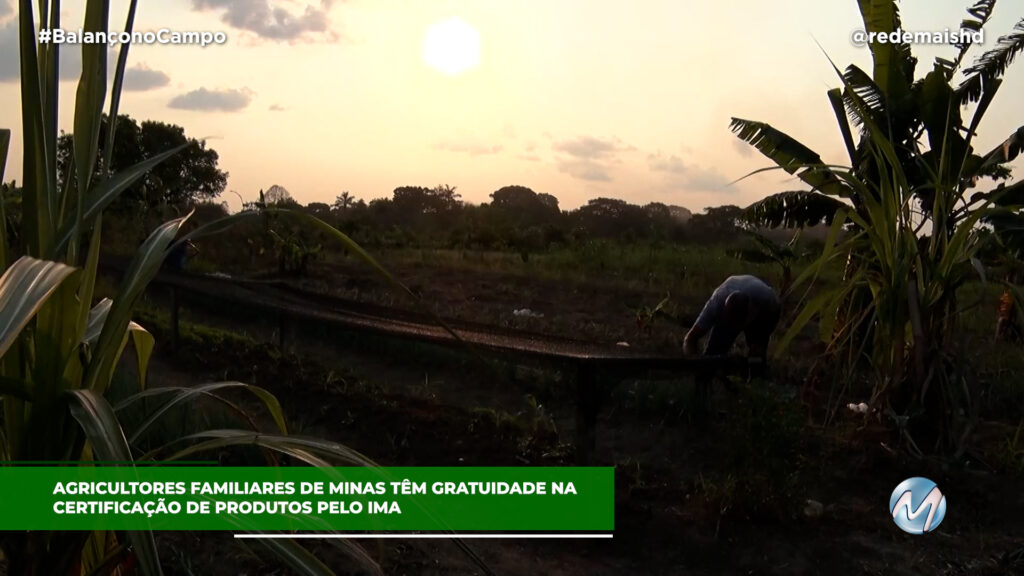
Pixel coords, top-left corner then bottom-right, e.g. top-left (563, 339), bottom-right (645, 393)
top-left (683, 293), bottom-right (721, 355)
top-left (683, 324), bottom-right (707, 355)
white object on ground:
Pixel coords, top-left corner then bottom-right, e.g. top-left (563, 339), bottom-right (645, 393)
top-left (846, 402), bottom-right (871, 414)
top-left (616, 342), bottom-right (630, 347)
top-left (513, 308), bottom-right (544, 318)
top-left (803, 499), bottom-right (824, 518)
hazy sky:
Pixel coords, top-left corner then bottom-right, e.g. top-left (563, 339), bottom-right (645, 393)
top-left (0, 0), bottom-right (1022, 212)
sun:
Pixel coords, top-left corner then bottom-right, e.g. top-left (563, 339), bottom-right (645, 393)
top-left (423, 18), bottom-right (480, 76)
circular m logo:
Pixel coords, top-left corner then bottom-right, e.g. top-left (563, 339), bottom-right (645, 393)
top-left (889, 477), bottom-right (946, 534)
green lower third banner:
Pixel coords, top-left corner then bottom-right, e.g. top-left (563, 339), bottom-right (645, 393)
top-left (0, 467), bottom-right (613, 532)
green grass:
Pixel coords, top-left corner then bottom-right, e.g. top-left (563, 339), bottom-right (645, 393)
top-left (370, 242), bottom-right (784, 292)
top-left (133, 232), bottom-right (1024, 425)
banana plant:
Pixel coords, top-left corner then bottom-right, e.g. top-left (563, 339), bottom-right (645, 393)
top-left (734, 1), bottom-right (1023, 229)
top-left (730, 0), bottom-right (1024, 456)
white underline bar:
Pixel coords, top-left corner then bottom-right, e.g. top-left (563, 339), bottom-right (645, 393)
top-left (234, 534), bottom-right (613, 539)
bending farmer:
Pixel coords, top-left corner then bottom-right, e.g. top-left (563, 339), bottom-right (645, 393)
top-left (683, 275), bottom-right (781, 359)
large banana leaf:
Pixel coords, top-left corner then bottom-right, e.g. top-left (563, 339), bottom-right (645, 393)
top-left (957, 18), bottom-right (1024, 103)
top-left (857, 0), bottom-right (913, 100)
top-left (840, 65), bottom-right (888, 131)
top-left (729, 119), bottom-right (852, 199)
top-left (943, 0), bottom-right (997, 78)
top-left (979, 125), bottom-right (1024, 171)
top-left (827, 88), bottom-right (858, 166)
top-left (742, 190), bottom-right (847, 228)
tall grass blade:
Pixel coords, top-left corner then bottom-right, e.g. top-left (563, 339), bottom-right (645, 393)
top-left (0, 129), bottom-right (10, 271)
top-left (103, 0), bottom-right (139, 174)
top-left (117, 382), bottom-right (288, 444)
top-left (66, 388), bottom-right (163, 576)
top-left (179, 209), bottom-right (482, 356)
top-left (140, 430), bottom-right (379, 467)
top-left (41, 0), bottom-right (59, 234)
top-left (0, 256), bottom-right (77, 358)
top-left (84, 298), bottom-right (154, 390)
top-left (54, 145), bottom-right (188, 256)
top-left (0, 129), bottom-right (9, 186)
top-left (20, 0), bottom-right (54, 257)
top-left (83, 215), bottom-right (190, 394)
top-left (72, 0), bottom-right (110, 203)
top-left (76, 214), bottom-right (104, 355)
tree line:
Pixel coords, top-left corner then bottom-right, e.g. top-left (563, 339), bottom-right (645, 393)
top-left (0, 113), bottom-right (803, 264)
top-left (245, 182), bottom-right (759, 257)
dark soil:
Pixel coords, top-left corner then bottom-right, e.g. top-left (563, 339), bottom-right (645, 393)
top-left (138, 314), bottom-right (1024, 576)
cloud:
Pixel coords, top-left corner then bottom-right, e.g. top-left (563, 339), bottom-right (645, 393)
top-left (0, 20), bottom-right (16, 81)
top-left (0, 21), bottom-right (108, 82)
top-left (268, 103), bottom-right (287, 111)
top-left (551, 135), bottom-right (636, 182)
top-left (517, 143), bottom-right (541, 162)
top-left (435, 140), bottom-right (503, 156)
top-left (169, 87), bottom-right (254, 111)
top-left (682, 166), bottom-right (731, 191)
top-left (123, 63), bottom-right (170, 91)
top-left (0, 0), bottom-right (10, 18)
top-left (648, 151), bottom-right (730, 192)
top-left (0, 21), bottom-right (80, 80)
top-left (558, 160), bottom-right (612, 182)
top-left (191, 0), bottom-right (340, 43)
top-left (552, 135), bottom-right (633, 160)
top-left (647, 153), bottom-right (687, 174)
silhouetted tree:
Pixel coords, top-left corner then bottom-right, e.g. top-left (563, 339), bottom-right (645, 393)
top-left (688, 205), bottom-right (744, 241)
top-left (305, 202), bottom-right (332, 220)
top-left (333, 191), bottom-right (355, 212)
top-left (572, 198), bottom-right (649, 240)
top-left (56, 114), bottom-right (227, 210)
top-left (489, 185), bottom-right (562, 228)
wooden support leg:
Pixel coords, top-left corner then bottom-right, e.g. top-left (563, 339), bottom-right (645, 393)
top-left (575, 362), bottom-right (598, 465)
top-left (170, 286), bottom-right (180, 349)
